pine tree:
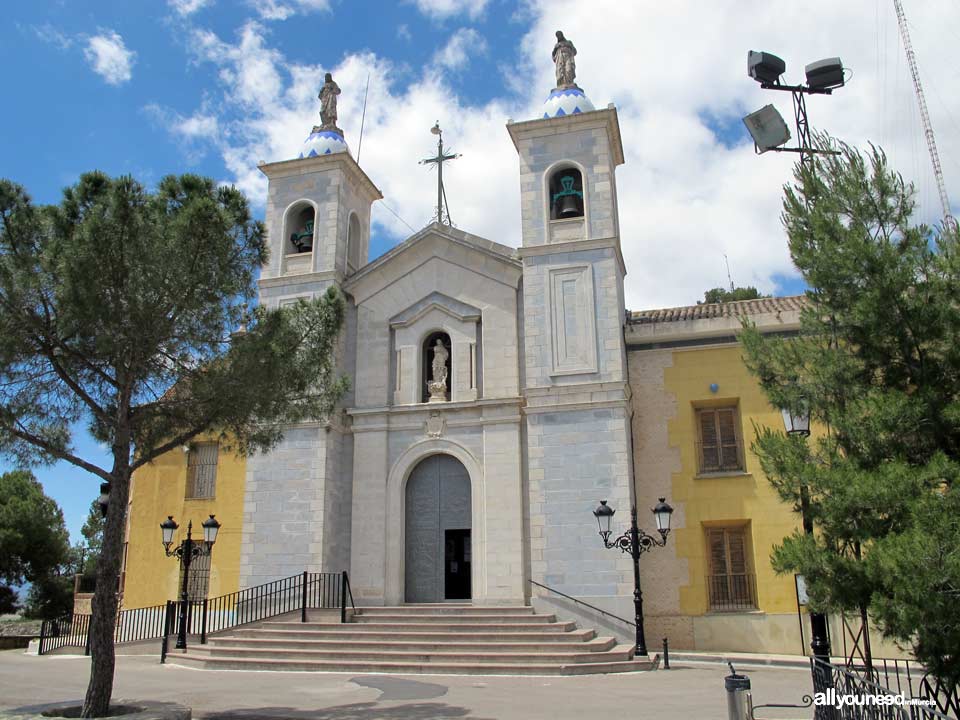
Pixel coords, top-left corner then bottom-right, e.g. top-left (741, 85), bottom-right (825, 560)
top-left (741, 137), bottom-right (960, 685)
top-left (0, 173), bottom-right (347, 716)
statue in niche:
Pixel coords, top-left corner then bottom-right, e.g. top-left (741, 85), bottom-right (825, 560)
top-left (427, 338), bottom-right (449, 402)
top-left (552, 31), bottom-right (578, 90)
top-left (316, 72), bottom-right (343, 135)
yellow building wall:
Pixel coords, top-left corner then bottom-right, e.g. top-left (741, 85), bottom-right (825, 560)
top-left (122, 441), bottom-right (246, 609)
top-left (663, 344), bottom-right (802, 620)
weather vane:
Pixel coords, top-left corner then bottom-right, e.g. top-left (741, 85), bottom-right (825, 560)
top-left (419, 122), bottom-right (460, 225)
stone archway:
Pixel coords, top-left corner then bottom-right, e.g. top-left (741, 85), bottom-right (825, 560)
top-left (404, 454), bottom-right (471, 603)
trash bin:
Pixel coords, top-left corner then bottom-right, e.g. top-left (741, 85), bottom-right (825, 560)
top-left (725, 663), bottom-right (752, 720)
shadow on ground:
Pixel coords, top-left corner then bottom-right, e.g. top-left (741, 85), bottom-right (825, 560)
top-left (202, 702), bottom-right (495, 720)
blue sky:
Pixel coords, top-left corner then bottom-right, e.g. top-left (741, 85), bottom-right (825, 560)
top-left (2, 0), bottom-right (958, 541)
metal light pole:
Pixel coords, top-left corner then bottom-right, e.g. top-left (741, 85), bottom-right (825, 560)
top-left (593, 498), bottom-right (673, 657)
top-left (781, 408), bottom-right (831, 665)
top-left (161, 514), bottom-right (221, 651)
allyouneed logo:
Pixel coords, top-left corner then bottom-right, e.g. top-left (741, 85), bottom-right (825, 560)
top-left (814, 689), bottom-right (936, 709)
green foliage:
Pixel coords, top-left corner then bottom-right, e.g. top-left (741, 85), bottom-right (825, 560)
top-left (24, 572), bottom-right (74, 620)
top-left (0, 470), bottom-right (70, 586)
top-left (0, 172), bottom-right (347, 715)
top-left (700, 286), bottom-right (767, 304)
top-left (741, 136), bottom-right (960, 684)
top-left (0, 470), bottom-right (71, 619)
top-left (0, 584), bottom-right (19, 615)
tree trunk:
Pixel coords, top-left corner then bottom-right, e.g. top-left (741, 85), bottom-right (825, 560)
top-left (81, 460), bottom-right (132, 717)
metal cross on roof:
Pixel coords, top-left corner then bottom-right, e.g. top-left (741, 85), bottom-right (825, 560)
top-left (419, 122), bottom-right (461, 225)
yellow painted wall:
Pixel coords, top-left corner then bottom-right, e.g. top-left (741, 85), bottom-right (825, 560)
top-left (663, 345), bottom-right (803, 619)
top-left (122, 440), bottom-right (246, 609)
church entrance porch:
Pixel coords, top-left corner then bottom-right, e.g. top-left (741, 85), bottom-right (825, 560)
top-left (404, 454), bottom-right (472, 603)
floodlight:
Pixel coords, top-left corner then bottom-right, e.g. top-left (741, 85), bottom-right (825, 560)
top-left (742, 104), bottom-right (791, 152)
top-left (805, 57), bottom-right (844, 90)
top-left (747, 51), bottom-right (786, 84)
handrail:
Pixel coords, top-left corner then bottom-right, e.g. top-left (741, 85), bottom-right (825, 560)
top-left (529, 579), bottom-right (635, 629)
top-left (342, 570), bottom-right (356, 622)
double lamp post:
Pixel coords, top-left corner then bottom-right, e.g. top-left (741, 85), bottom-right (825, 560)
top-left (160, 514), bottom-right (221, 650)
top-left (592, 497), bottom-right (674, 657)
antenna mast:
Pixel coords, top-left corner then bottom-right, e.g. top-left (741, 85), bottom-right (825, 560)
top-left (356, 73), bottom-right (370, 164)
top-left (892, 0), bottom-right (957, 232)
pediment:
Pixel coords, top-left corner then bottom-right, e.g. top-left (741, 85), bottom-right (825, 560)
top-left (343, 222), bottom-right (522, 303)
top-left (390, 292), bottom-right (481, 328)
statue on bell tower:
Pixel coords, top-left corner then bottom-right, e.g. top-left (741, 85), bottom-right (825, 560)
top-left (552, 31), bottom-right (578, 89)
top-left (316, 72), bottom-right (343, 136)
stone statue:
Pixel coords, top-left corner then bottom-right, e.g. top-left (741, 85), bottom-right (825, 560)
top-left (552, 30), bottom-right (577, 89)
top-left (427, 338), bottom-right (449, 402)
top-left (317, 72), bottom-right (342, 135)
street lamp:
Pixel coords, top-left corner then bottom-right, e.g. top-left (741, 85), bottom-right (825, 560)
top-left (161, 514), bottom-right (221, 650)
top-left (592, 498), bottom-right (673, 657)
top-left (743, 50), bottom-right (846, 163)
top-left (780, 407), bottom-right (831, 666)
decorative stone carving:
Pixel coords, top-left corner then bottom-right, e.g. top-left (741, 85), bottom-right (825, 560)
top-left (427, 338), bottom-right (449, 403)
top-left (425, 411), bottom-right (445, 438)
top-left (552, 31), bottom-right (578, 90)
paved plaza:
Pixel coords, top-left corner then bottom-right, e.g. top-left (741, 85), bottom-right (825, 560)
top-left (0, 650), bottom-right (816, 719)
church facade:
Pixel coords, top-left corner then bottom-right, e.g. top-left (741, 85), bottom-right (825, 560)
top-left (121, 40), bottom-right (910, 657)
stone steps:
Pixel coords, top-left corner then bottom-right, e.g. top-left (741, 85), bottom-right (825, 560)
top-left (187, 644), bottom-right (634, 665)
top-left (169, 604), bottom-right (653, 675)
top-left (207, 636), bottom-right (618, 653)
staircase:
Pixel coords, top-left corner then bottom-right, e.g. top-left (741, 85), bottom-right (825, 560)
top-left (171, 604), bottom-right (653, 675)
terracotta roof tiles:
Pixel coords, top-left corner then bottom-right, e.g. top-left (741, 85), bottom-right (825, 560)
top-left (628, 295), bottom-right (806, 325)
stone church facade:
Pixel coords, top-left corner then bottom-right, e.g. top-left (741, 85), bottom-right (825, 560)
top-left (125, 45), bottom-right (914, 658)
top-left (238, 79), bottom-right (637, 621)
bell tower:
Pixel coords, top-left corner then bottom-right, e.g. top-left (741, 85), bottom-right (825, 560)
top-left (239, 75), bottom-right (382, 591)
top-left (508, 32), bottom-right (636, 629)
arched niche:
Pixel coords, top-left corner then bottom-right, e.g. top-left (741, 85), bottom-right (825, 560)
top-left (346, 212), bottom-right (362, 273)
top-left (421, 330), bottom-right (451, 403)
top-left (548, 166), bottom-right (585, 220)
top-left (287, 203), bottom-right (315, 254)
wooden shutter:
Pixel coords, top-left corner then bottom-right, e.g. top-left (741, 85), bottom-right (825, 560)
top-left (717, 409), bottom-right (741, 470)
top-left (699, 411), bottom-right (720, 472)
top-left (707, 527), bottom-right (754, 610)
top-left (697, 407), bottom-right (743, 473)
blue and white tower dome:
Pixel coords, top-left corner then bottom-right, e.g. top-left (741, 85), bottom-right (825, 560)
top-left (541, 86), bottom-right (595, 119)
top-left (298, 128), bottom-right (350, 158)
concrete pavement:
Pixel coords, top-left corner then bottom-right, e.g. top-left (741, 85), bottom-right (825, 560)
top-left (0, 649), bottom-right (816, 719)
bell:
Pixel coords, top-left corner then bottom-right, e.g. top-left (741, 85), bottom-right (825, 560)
top-left (556, 193), bottom-right (583, 218)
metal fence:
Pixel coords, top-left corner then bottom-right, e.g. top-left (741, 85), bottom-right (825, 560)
top-left (811, 657), bottom-right (958, 720)
top-left (39, 570), bottom-right (355, 658)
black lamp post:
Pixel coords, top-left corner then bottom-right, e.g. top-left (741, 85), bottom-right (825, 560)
top-left (781, 407), bottom-right (831, 665)
top-left (592, 498), bottom-right (673, 657)
top-left (161, 514), bottom-right (221, 650)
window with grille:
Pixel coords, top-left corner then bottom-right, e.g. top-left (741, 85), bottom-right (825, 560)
top-left (706, 526), bottom-right (757, 611)
top-left (180, 550), bottom-right (211, 601)
top-left (696, 407), bottom-right (744, 473)
top-left (186, 442), bottom-right (218, 499)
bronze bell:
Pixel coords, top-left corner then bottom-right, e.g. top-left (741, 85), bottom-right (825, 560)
top-left (556, 193), bottom-right (583, 218)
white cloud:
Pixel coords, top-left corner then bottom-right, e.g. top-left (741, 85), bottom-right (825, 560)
top-left (30, 23), bottom-right (73, 50)
top-left (432, 28), bottom-right (487, 71)
top-left (410, 0), bottom-right (489, 21)
top-left (168, 0), bottom-right (213, 16)
top-left (396, 24), bottom-right (412, 42)
top-left (172, 0), bottom-right (960, 311)
top-left (83, 30), bottom-right (136, 86)
top-left (249, 0), bottom-right (330, 21)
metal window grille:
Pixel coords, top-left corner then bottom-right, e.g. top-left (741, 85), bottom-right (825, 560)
top-left (186, 442), bottom-right (218, 499)
top-left (180, 550), bottom-right (211, 601)
top-left (697, 407), bottom-right (744, 473)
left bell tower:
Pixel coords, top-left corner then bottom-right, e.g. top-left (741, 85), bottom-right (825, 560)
top-left (239, 74), bottom-right (382, 592)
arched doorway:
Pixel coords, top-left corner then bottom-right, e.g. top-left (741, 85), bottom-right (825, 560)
top-left (405, 454), bottom-right (472, 602)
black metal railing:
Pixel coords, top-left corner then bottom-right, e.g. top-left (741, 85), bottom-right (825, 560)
top-left (529, 579), bottom-right (636, 629)
top-left (811, 657), bottom-right (957, 720)
top-left (39, 570), bottom-right (354, 658)
top-left (837, 658), bottom-right (960, 720)
top-left (706, 573), bottom-right (757, 611)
